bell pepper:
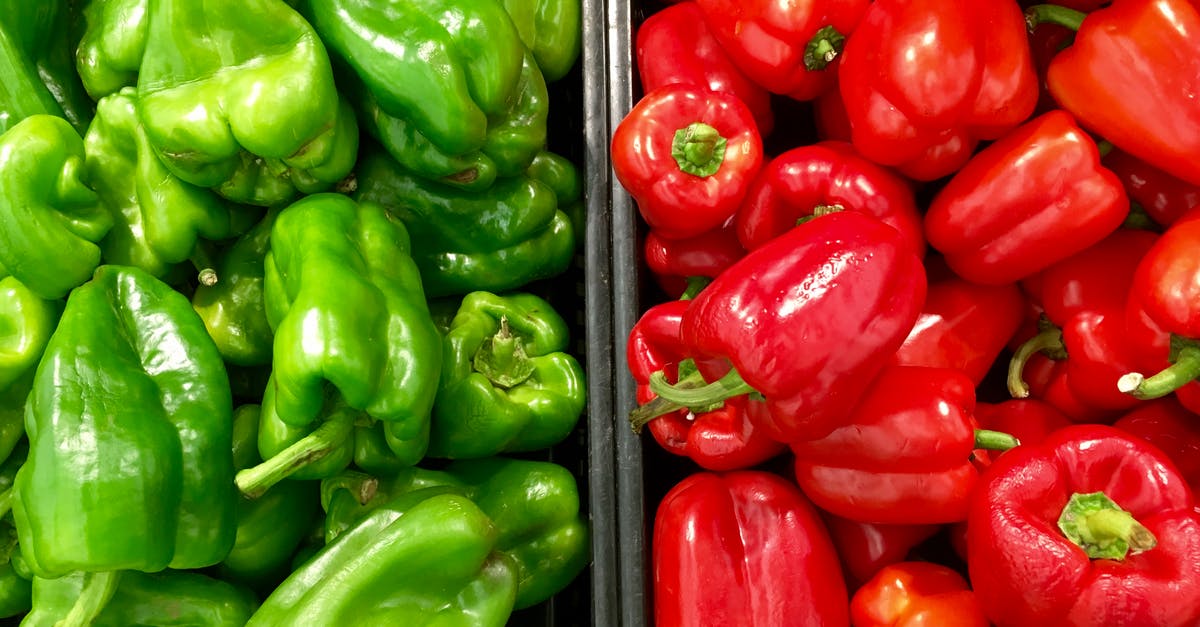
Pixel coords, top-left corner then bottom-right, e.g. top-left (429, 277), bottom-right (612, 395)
top-left (22, 570), bottom-right (258, 627)
top-left (136, 0), bottom-right (359, 206)
top-left (353, 148), bottom-right (576, 298)
top-left (627, 299), bottom-right (785, 471)
top-left (653, 470), bottom-right (849, 626)
top-left (428, 291), bottom-right (585, 459)
top-left (633, 210), bottom-right (927, 443)
top-left (1032, 0), bottom-right (1200, 186)
top-left (0, 277), bottom-right (61, 392)
top-left (837, 0), bottom-right (1038, 180)
top-left (1020, 351), bottom-right (1121, 424)
top-left (967, 425), bottom-right (1200, 626)
top-left (791, 365), bottom-right (1018, 525)
top-left (85, 87), bottom-right (261, 280)
top-left (75, 0), bottom-right (147, 100)
top-left (0, 519), bottom-right (29, 619)
top-left (263, 193), bottom-right (442, 433)
top-left (1113, 398), bottom-right (1200, 496)
top-left (500, 0), bottom-right (581, 83)
top-left (13, 265), bottom-right (236, 577)
top-left (851, 562), bottom-right (988, 627)
top-left (192, 209), bottom-right (277, 367)
top-left (0, 374), bottom-right (31, 472)
top-left (1104, 147), bottom-right (1200, 228)
top-left (526, 150), bottom-right (584, 248)
top-left (0, 0), bottom-right (92, 134)
top-left (820, 514), bottom-right (940, 588)
top-left (635, 1), bottom-right (774, 135)
top-left (693, 0), bottom-right (870, 101)
top-left (974, 399), bottom-right (1072, 449)
top-left (925, 111), bottom-right (1128, 286)
top-left (303, 0), bottom-right (546, 189)
top-left (321, 457), bottom-right (590, 610)
top-left (644, 225), bottom-right (745, 299)
top-left (247, 488), bottom-right (519, 626)
top-left (0, 114), bottom-right (111, 300)
top-left (611, 83), bottom-right (764, 240)
top-left (735, 141), bottom-right (924, 256)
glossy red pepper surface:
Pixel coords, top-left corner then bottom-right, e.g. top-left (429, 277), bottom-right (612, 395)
top-left (1114, 398), bottom-right (1200, 496)
top-left (974, 399), bottom-right (1072, 449)
top-left (1104, 148), bottom-right (1200, 227)
top-left (850, 562), bottom-right (989, 627)
top-left (822, 514), bottom-right (941, 588)
top-left (643, 225), bottom-right (746, 299)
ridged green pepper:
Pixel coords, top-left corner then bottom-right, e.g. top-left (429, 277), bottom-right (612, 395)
top-left (323, 457), bottom-right (590, 610)
top-left (13, 265), bottom-right (237, 577)
top-left (248, 488), bottom-right (517, 626)
top-left (303, 0), bottom-right (548, 189)
top-left (22, 569), bottom-right (258, 627)
top-left (354, 148), bottom-right (575, 297)
top-left (0, 0), bottom-right (92, 135)
top-left (0, 115), bottom-right (111, 300)
top-left (429, 291), bottom-right (585, 459)
top-left (75, 0), bottom-right (147, 101)
top-left (135, 0), bottom-right (358, 206)
top-left (501, 0), bottom-right (582, 82)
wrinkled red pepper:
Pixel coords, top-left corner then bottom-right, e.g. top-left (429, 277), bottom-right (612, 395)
top-left (643, 225), bottom-right (746, 299)
top-left (734, 141), bottom-right (924, 256)
top-left (611, 84), bottom-right (764, 240)
top-left (1104, 147), bottom-right (1200, 228)
top-left (837, 0), bottom-right (1038, 180)
top-left (791, 365), bottom-right (1018, 525)
top-left (924, 111), bottom-right (1127, 286)
top-left (1114, 398), bottom-right (1200, 497)
top-left (631, 211), bottom-right (927, 443)
top-left (821, 513), bottom-right (941, 588)
top-left (851, 562), bottom-right (989, 627)
top-left (1033, 0), bottom-right (1200, 186)
top-left (693, 0), bottom-right (871, 101)
top-left (636, 1), bottom-right (775, 136)
top-left (968, 425), bottom-right (1200, 626)
top-left (653, 471), bottom-right (849, 626)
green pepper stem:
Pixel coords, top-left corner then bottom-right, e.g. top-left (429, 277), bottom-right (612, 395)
top-left (974, 429), bottom-right (1021, 451)
top-left (1058, 492), bottom-right (1157, 560)
top-left (189, 241), bottom-right (218, 287)
top-left (1122, 202), bottom-right (1162, 232)
top-left (1008, 325), bottom-right (1067, 398)
top-left (679, 276), bottom-right (711, 301)
top-left (671, 123), bottom-right (728, 178)
top-left (473, 317), bottom-right (535, 389)
top-left (803, 25), bottom-right (847, 71)
top-left (629, 368), bottom-right (757, 432)
top-left (1025, 4), bottom-right (1086, 33)
top-left (60, 571), bottom-right (122, 627)
top-left (1118, 344), bottom-right (1200, 399)
top-left (235, 414), bottom-right (355, 499)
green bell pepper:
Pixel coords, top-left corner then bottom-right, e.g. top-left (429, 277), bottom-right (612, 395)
top-left (192, 209), bottom-right (278, 367)
top-left (304, 0), bottom-right (548, 189)
top-left (0, 519), bottom-right (30, 619)
top-left (22, 569), bottom-right (258, 627)
top-left (0, 0), bottom-right (92, 135)
top-left (247, 488), bottom-right (518, 626)
top-left (13, 265), bottom-right (237, 577)
top-left (0, 439), bottom-right (28, 517)
top-left (135, 0), bottom-right (358, 206)
top-left (501, 0), bottom-right (582, 83)
top-left (354, 149), bottom-right (575, 297)
top-left (0, 276), bottom-right (61, 391)
top-left (323, 457), bottom-right (590, 610)
top-left (429, 291), bottom-right (585, 459)
top-left (86, 87), bottom-right (262, 279)
top-left (0, 373), bottom-right (31, 469)
top-left (0, 115), bottom-right (111, 300)
top-left (528, 149), bottom-right (586, 247)
top-left (75, 0), bottom-right (147, 101)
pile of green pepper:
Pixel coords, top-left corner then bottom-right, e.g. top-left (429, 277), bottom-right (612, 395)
top-left (0, 0), bottom-right (588, 623)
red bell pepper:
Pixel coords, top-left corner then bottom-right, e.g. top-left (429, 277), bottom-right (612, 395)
top-left (974, 399), bottom-right (1072, 449)
top-left (891, 275), bottom-right (1026, 386)
top-left (611, 84), bottom-right (764, 240)
top-left (967, 425), bottom-right (1200, 626)
top-left (1114, 398), bottom-right (1200, 497)
top-left (626, 300), bottom-right (785, 471)
top-left (653, 470), bottom-right (850, 626)
top-left (636, 1), bottom-right (774, 136)
top-left (821, 513), bottom-right (941, 588)
top-left (1104, 147), bottom-right (1200, 228)
top-left (631, 210), bottom-right (927, 443)
top-left (693, 0), bottom-right (870, 101)
top-left (791, 365), bottom-right (1019, 525)
top-left (837, 0), bottom-right (1038, 181)
top-left (734, 141), bottom-right (924, 256)
top-left (1032, 0), bottom-right (1200, 186)
top-left (1020, 351), bottom-right (1121, 424)
top-left (850, 562), bottom-right (989, 627)
top-left (924, 111), bottom-right (1128, 286)
top-left (643, 225), bottom-right (746, 300)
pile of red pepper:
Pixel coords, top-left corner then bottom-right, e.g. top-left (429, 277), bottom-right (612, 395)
top-left (614, 0), bottom-right (1200, 625)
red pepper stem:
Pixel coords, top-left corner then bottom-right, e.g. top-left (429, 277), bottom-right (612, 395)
top-left (60, 571), bottom-right (122, 627)
top-left (1117, 344), bottom-right (1200, 399)
top-left (628, 368), bottom-right (756, 432)
top-left (1007, 326), bottom-right (1066, 398)
top-left (1058, 492), bottom-right (1157, 560)
top-left (672, 122), bottom-right (728, 177)
top-left (803, 25), bottom-right (847, 71)
top-left (974, 429), bottom-right (1021, 451)
top-left (234, 412), bottom-right (355, 499)
top-left (1025, 4), bottom-right (1086, 33)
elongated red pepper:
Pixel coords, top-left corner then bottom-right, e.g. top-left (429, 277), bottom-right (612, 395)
top-left (643, 225), bottom-right (745, 299)
top-left (1104, 148), bottom-right (1200, 227)
top-left (925, 111), bottom-right (1127, 286)
top-left (791, 365), bottom-right (1019, 525)
top-left (693, 0), bottom-right (870, 101)
top-left (968, 425), bottom-right (1200, 626)
top-left (851, 562), bottom-right (989, 627)
top-left (1114, 398), bottom-right (1200, 497)
top-left (611, 84), bottom-right (763, 240)
top-left (653, 471), bottom-right (849, 626)
top-left (821, 513), bottom-right (941, 588)
top-left (1033, 0), bottom-right (1200, 186)
top-left (631, 210), bottom-right (927, 443)
top-left (837, 0), bottom-right (1038, 180)
top-left (734, 141), bottom-right (923, 256)
top-left (626, 300), bottom-right (784, 471)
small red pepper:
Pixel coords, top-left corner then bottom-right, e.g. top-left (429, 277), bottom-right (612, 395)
top-left (611, 84), bottom-right (764, 240)
top-left (837, 0), bottom-right (1038, 180)
top-left (791, 365), bottom-right (1019, 525)
top-left (734, 141), bottom-right (924, 256)
top-left (1033, 0), bottom-right (1200, 186)
top-left (821, 513), bottom-right (941, 588)
top-left (636, 1), bottom-right (775, 136)
top-left (693, 0), bottom-right (871, 101)
top-left (967, 425), bottom-right (1200, 626)
top-left (1113, 397), bottom-right (1200, 496)
top-left (1021, 351), bottom-right (1121, 424)
top-left (850, 562), bottom-right (989, 627)
top-left (653, 470), bottom-right (850, 627)
top-left (974, 399), bottom-right (1073, 449)
top-left (1104, 147), bottom-right (1200, 228)
top-left (924, 111), bottom-right (1128, 286)
top-left (631, 211), bottom-right (927, 443)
